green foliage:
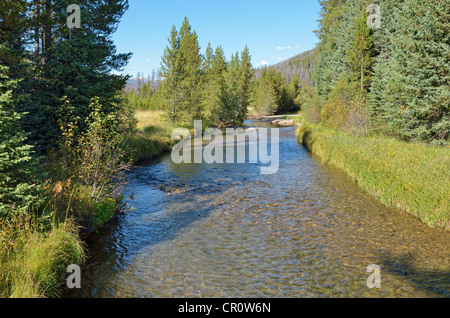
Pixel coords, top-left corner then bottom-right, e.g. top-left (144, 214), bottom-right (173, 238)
top-left (315, 0), bottom-right (448, 144)
top-left (297, 121), bottom-right (450, 231)
top-left (368, 0), bottom-right (449, 144)
top-left (17, 0), bottom-right (131, 153)
top-left (94, 198), bottom-right (117, 228)
top-left (250, 68), bottom-right (280, 116)
top-left (0, 62), bottom-right (40, 217)
top-left (250, 68), bottom-right (302, 116)
top-left (321, 74), bottom-right (369, 135)
top-left (59, 97), bottom-right (130, 203)
top-left (347, 8), bottom-right (374, 91)
top-left (159, 17), bottom-right (253, 127)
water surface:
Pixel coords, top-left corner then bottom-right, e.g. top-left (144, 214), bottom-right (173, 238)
top-left (66, 121), bottom-right (450, 298)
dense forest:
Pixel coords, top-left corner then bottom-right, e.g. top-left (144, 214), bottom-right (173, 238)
top-left (308, 0), bottom-right (449, 144)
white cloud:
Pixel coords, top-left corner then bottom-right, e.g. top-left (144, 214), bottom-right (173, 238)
top-left (276, 57), bottom-right (284, 61)
top-left (276, 46), bottom-right (292, 51)
top-left (256, 60), bottom-right (269, 67)
top-left (145, 59), bottom-right (152, 63)
top-left (297, 45), bottom-right (301, 49)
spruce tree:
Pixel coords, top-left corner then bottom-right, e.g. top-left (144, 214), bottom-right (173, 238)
top-left (202, 45), bottom-right (227, 127)
top-left (347, 8), bottom-right (374, 91)
top-left (19, 0), bottom-right (131, 153)
top-left (178, 17), bottom-right (202, 124)
top-left (0, 62), bottom-right (39, 216)
top-left (369, 0), bottom-right (449, 143)
top-left (160, 24), bottom-right (181, 123)
top-left (237, 46), bottom-right (253, 123)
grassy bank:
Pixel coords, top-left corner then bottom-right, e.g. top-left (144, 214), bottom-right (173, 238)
top-left (296, 119), bottom-right (450, 231)
top-left (0, 110), bottom-right (174, 298)
top-left (0, 217), bottom-right (84, 298)
top-left (125, 110), bottom-right (175, 164)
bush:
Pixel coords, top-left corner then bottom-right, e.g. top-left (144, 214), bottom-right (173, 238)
top-left (57, 97), bottom-right (131, 204)
top-left (94, 198), bottom-right (117, 228)
top-left (321, 75), bottom-right (369, 136)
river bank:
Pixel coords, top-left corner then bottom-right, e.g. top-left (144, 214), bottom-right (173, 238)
top-left (0, 110), bottom-right (175, 298)
top-left (124, 110), bottom-right (175, 165)
top-left (295, 119), bottom-right (450, 231)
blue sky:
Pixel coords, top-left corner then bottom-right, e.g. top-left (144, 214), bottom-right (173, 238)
top-left (112, 0), bottom-right (322, 77)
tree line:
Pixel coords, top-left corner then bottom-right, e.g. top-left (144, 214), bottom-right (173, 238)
top-left (125, 17), bottom-right (307, 123)
top-left (0, 0), bottom-right (131, 216)
top-left (309, 0), bottom-right (448, 144)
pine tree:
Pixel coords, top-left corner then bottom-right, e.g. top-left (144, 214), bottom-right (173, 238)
top-left (369, 0), bottom-right (449, 143)
top-left (19, 0), bottom-right (132, 153)
top-left (0, 61), bottom-right (39, 216)
top-left (314, 0), bottom-right (363, 105)
top-left (201, 45), bottom-right (227, 126)
top-left (251, 69), bottom-right (279, 116)
top-left (237, 46), bottom-right (253, 123)
top-left (220, 52), bottom-right (241, 124)
top-left (347, 8), bottom-right (374, 91)
top-left (178, 17), bottom-right (202, 124)
top-left (160, 24), bottom-right (181, 123)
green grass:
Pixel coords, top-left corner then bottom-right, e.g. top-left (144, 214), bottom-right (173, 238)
top-left (296, 119), bottom-right (450, 231)
top-left (124, 110), bottom-right (175, 164)
top-left (0, 217), bottom-right (85, 298)
top-left (0, 110), bottom-right (174, 299)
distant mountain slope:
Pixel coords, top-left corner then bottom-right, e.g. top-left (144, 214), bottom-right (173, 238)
top-left (254, 48), bottom-right (318, 85)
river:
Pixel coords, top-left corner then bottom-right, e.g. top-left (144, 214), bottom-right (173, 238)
top-left (65, 120), bottom-right (449, 298)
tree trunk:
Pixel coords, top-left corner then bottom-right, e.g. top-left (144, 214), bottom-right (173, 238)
top-left (42, 0), bottom-right (52, 66)
top-left (34, 0), bottom-right (40, 58)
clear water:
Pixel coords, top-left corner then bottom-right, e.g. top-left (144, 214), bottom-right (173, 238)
top-left (65, 121), bottom-right (450, 298)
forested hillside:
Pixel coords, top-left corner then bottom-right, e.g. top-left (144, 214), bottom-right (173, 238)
top-left (254, 49), bottom-right (317, 85)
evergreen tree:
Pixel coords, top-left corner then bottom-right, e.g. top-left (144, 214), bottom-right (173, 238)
top-left (178, 17), bottom-right (202, 124)
top-left (251, 68), bottom-right (280, 116)
top-left (201, 45), bottom-right (227, 126)
top-left (369, 0), bottom-right (449, 143)
top-left (347, 8), bottom-right (374, 91)
top-left (237, 46), bottom-right (253, 123)
top-left (19, 0), bottom-right (131, 153)
top-left (160, 24), bottom-right (181, 123)
top-left (220, 52), bottom-right (241, 124)
top-left (0, 61), bottom-right (39, 216)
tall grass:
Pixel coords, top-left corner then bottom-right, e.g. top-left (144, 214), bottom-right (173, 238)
top-left (0, 216), bottom-right (85, 298)
top-left (124, 110), bottom-right (175, 163)
top-left (296, 119), bottom-right (450, 231)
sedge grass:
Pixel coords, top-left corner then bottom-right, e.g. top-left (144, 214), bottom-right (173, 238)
top-left (296, 120), bottom-right (450, 231)
top-left (0, 216), bottom-right (85, 298)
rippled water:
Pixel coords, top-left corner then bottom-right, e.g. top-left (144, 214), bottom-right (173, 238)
top-left (65, 121), bottom-right (450, 298)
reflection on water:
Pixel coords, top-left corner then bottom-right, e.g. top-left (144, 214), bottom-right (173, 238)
top-left (65, 121), bottom-right (450, 298)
